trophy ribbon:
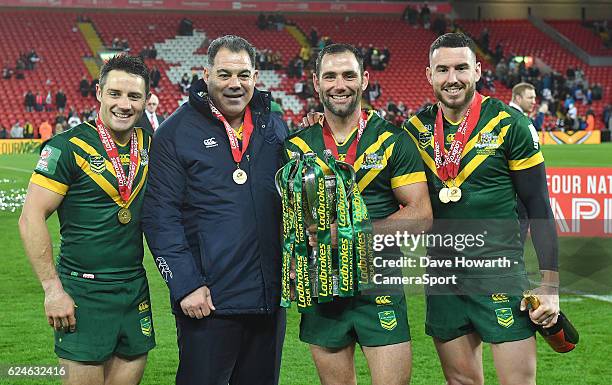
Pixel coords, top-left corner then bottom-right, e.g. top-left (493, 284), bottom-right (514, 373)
top-left (291, 160), bottom-right (314, 311)
top-left (278, 159), bottom-right (297, 308)
top-left (305, 155), bottom-right (334, 303)
top-left (351, 182), bottom-right (375, 288)
top-left (326, 156), bottom-right (354, 297)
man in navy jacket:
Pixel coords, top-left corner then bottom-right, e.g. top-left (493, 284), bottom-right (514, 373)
top-left (143, 35), bottom-right (288, 385)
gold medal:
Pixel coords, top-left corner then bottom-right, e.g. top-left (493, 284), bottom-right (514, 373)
top-left (233, 168), bottom-right (248, 185)
top-left (448, 186), bottom-right (462, 202)
top-left (438, 187), bottom-right (450, 204)
top-left (118, 207), bottom-right (132, 224)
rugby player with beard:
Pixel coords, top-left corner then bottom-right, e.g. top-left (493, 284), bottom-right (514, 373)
top-left (284, 43), bottom-right (432, 385)
top-left (403, 33), bottom-right (560, 385)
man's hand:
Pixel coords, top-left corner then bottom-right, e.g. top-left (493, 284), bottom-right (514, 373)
top-left (307, 223), bottom-right (338, 248)
top-left (180, 286), bottom-right (216, 319)
top-left (300, 112), bottom-right (324, 128)
top-left (520, 285), bottom-right (560, 329)
top-left (43, 281), bottom-right (76, 332)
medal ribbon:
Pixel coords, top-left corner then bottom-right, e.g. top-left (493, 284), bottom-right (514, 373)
top-left (433, 92), bottom-right (483, 181)
top-left (322, 110), bottom-right (367, 165)
top-left (307, 155), bottom-right (333, 303)
top-left (292, 160), bottom-right (314, 312)
top-left (209, 102), bottom-right (254, 166)
top-left (326, 157), bottom-right (354, 296)
top-left (279, 159), bottom-right (297, 308)
top-left (95, 116), bottom-right (138, 203)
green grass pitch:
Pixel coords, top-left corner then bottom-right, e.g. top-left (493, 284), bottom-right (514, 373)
top-left (0, 144), bottom-right (610, 384)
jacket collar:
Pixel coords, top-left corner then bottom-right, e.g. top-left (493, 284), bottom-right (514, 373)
top-left (188, 78), bottom-right (271, 120)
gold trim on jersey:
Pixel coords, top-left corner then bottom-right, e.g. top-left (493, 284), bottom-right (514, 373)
top-left (70, 128), bottom-right (147, 208)
top-left (508, 152), bottom-right (544, 171)
top-left (70, 137), bottom-right (116, 177)
top-left (287, 137), bottom-right (331, 174)
top-left (454, 124), bottom-right (510, 186)
top-left (357, 143), bottom-right (395, 192)
top-left (74, 153), bottom-right (123, 206)
top-left (353, 132), bottom-right (393, 171)
top-left (390, 172), bottom-right (427, 189)
top-left (406, 111), bottom-right (511, 187)
top-left (30, 173), bottom-right (69, 195)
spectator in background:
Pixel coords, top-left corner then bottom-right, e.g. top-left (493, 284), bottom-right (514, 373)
top-left (0, 125), bottom-right (8, 139)
top-left (68, 113), bottom-right (81, 128)
top-left (35, 92), bottom-right (44, 112)
top-left (24, 90), bottom-right (35, 112)
top-left (150, 66), bottom-right (161, 89)
top-left (39, 120), bottom-right (53, 141)
top-left (257, 13), bottom-right (267, 30)
top-left (367, 79), bottom-right (382, 103)
top-left (2, 64), bottom-right (12, 79)
top-left (138, 93), bottom-right (164, 132)
top-left (567, 103), bottom-right (578, 130)
top-left (534, 102), bottom-right (549, 131)
top-left (79, 76), bottom-right (89, 97)
top-left (23, 121), bottom-right (34, 139)
top-left (420, 2), bottom-right (431, 29)
top-left (90, 78), bottom-right (99, 98)
top-left (45, 91), bottom-right (53, 112)
top-left (179, 73), bottom-right (190, 93)
top-left (11, 121), bottom-right (24, 138)
top-left (55, 89), bottom-right (67, 113)
top-left (510, 82), bottom-right (537, 117)
top-left (309, 27), bottom-right (319, 47)
top-left (585, 109), bottom-right (595, 131)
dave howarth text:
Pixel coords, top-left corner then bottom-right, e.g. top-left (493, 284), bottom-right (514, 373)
top-left (373, 256), bottom-right (514, 269)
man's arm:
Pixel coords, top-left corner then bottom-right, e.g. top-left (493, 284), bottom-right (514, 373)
top-left (142, 125), bottom-right (213, 319)
top-left (512, 163), bottom-right (560, 328)
top-left (373, 181), bottom-right (432, 236)
top-left (18, 183), bottom-right (75, 332)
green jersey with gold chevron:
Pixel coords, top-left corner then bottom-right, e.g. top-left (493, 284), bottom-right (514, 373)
top-left (31, 122), bottom-right (152, 281)
top-left (284, 110), bottom-right (426, 220)
top-left (403, 97), bottom-right (543, 278)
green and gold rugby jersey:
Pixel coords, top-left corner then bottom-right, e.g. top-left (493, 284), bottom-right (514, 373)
top-left (403, 97), bottom-right (543, 277)
top-left (284, 110), bottom-right (426, 220)
top-left (30, 122), bottom-right (152, 281)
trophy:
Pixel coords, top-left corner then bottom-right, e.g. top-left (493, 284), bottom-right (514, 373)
top-left (275, 151), bottom-right (374, 312)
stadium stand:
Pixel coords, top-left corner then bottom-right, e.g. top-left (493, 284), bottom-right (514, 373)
top-left (545, 20), bottom-right (611, 56)
top-left (0, 10), bottom-right (609, 133)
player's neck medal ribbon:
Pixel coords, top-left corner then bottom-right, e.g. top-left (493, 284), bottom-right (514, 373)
top-left (209, 102), bottom-right (253, 185)
top-left (274, 113), bottom-right (374, 312)
top-left (95, 116), bottom-right (138, 224)
top-left (433, 92), bottom-right (482, 203)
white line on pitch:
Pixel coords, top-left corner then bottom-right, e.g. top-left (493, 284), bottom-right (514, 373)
top-left (0, 166), bottom-right (32, 173)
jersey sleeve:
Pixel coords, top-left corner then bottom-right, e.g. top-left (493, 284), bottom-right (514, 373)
top-left (388, 131), bottom-right (427, 189)
top-left (506, 115), bottom-right (544, 171)
top-left (30, 136), bottom-right (75, 195)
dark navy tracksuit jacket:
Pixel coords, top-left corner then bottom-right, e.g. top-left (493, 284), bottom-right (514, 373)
top-left (142, 79), bottom-right (287, 316)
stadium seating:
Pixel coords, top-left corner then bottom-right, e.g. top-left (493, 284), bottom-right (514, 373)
top-left (0, 10), bottom-right (92, 129)
top-left (0, 11), bottom-right (609, 130)
top-left (545, 20), bottom-right (611, 57)
top-left (459, 20), bottom-right (612, 121)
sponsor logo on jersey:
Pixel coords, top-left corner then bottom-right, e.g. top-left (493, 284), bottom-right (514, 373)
top-left (375, 296), bottom-right (392, 305)
top-left (89, 155), bottom-right (106, 174)
top-left (475, 132), bottom-right (499, 155)
top-left (140, 316), bottom-right (152, 337)
top-left (35, 145), bottom-right (61, 174)
top-left (491, 293), bottom-right (509, 303)
top-left (495, 308), bottom-right (514, 328)
top-left (446, 133), bottom-right (455, 145)
top-left (361, 153), bottom-right (384, 170)
top-left (82, 273), bottom-right (95, 279)
top-left (156, 257), bottom-right (173, 282)
top-left (418, 131), bottom-right (432, 149)
top-left (203, 137), bottom-right (218, 148)
top-left (138, 300), bottom-right (150, 313)
top-left (378, 310), bottom-right (397, 331)
top-left (140, 149), bottom-right (149, 166)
